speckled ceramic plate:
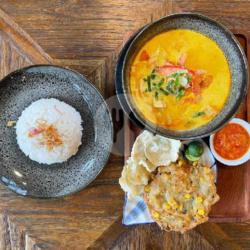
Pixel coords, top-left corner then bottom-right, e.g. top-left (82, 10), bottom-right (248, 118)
top-left (116, 13), bottom-right (249, 139)
top-left (0, 65), bottom-right (113, 198)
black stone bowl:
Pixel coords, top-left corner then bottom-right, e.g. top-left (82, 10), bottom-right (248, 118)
top-left (116, 13), bottom-right (249, 139)
top-left (0, 65), bottom-right (113, 198)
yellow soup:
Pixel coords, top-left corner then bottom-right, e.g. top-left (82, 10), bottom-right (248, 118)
top-left (130, 29), bottom-right (231, 131)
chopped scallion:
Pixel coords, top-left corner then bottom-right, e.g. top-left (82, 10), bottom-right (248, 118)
top-left (193, 111), bottom-right (205, 118)
top-left (155, 91), bottom-right (159, 100)
top-left (147, 76), bottom-right (151, 91)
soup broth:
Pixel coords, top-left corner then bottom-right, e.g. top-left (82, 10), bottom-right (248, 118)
top-left (129, 29), bottom-right (231, 131)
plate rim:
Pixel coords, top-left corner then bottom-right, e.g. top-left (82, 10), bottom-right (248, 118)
top-left (0, 64), bottom-right (114, 198)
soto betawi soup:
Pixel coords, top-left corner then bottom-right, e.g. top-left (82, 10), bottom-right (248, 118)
top-left (129, 29), bottom-right (231, 131)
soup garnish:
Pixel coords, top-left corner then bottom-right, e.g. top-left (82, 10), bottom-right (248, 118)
top-left (142, 55), bottom-right (213, 102)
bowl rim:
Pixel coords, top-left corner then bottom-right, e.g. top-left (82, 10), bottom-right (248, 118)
top-left (209, 118), bottom-right (250, 166)
top-left (0, 64), bottom-right (114, 198)
top-left (119, 12), bottom-right (249, 139)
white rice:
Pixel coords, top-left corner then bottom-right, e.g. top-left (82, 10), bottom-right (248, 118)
top-left (16, 98), bottom-right (83, 165)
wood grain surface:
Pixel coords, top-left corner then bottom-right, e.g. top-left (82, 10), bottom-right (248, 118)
top-left (0, 1), bottom-right (249, 249)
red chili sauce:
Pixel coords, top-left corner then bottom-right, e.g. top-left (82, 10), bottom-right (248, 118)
top-left (213, 123), bottom-right (250, 160)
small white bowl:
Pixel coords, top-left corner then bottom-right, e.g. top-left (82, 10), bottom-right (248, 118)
top-left (210, 118), bottom-right (250, 166)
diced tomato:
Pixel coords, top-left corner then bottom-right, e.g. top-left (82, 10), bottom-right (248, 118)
top-left (191, 75), bottom-right (204, 94)
top-left (162, 64), bottom-right (185, 69)
top-left (200, 75), bottom-right (213, 88)
top-left (190, 74), bottom-right (212, 94)
top-left (158, 65), bottom-right (185, 76)
top-left (139, 50), bottom-right (150, 61)
top-left (188, 69), bottom-right (196, 76)
top-left (192, 83), bottom-right (201, 94)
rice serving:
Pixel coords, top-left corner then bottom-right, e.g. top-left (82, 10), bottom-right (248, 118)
top-left (16, 98), bottom-right (82, 165)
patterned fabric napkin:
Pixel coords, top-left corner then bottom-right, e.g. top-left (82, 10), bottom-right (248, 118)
top-left (122, 140), bottom-right (216, 225)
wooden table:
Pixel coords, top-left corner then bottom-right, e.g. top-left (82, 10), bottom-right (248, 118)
top-left (0, 1), bottom-right (249, 249)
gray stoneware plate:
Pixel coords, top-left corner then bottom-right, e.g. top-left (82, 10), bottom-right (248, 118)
top-left (0, 65), bottom-right (113, 198)
top-left (116, 13), bottom-right (249, 139)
